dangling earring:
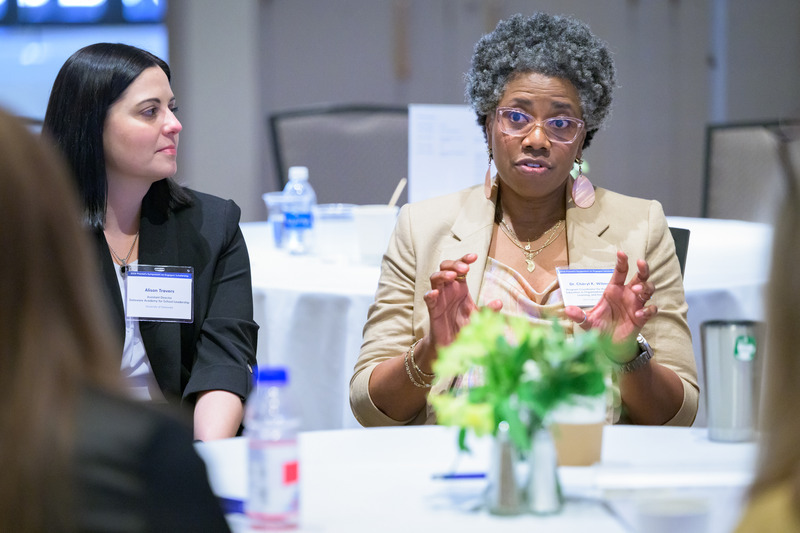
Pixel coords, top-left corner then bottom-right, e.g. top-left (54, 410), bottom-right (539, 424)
top-left (571, 157), bottom-right (595, 208)
top-left (484, 148), bottom-right (494, 199)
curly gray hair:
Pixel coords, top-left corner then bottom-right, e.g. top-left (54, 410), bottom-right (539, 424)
top-left (465, 12), bottom-right (616, 149)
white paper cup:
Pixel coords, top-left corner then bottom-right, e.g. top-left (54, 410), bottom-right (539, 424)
top-left (353, 205), bottom-right (399, 266)
top-left (312, 203), bottom-right (357, 263)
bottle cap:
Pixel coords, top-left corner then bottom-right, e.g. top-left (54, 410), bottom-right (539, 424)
top-left (288, 166), bottom-right (309, 182)
top-left (257, 366), bottom-right (289, 385)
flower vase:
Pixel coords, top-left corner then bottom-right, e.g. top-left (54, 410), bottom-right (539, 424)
top-left (486, 421), bottom-right (523, 515)
top-left (526, 425), bottom-right (564, 515)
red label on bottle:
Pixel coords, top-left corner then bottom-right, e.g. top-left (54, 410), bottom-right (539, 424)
top-left (284, 461), bottom-right (299, 484)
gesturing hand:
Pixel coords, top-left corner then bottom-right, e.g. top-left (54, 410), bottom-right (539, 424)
top-left (423, 253), bottom-right (502, 348)
top-left (564, 251), bottom-right (657, 348)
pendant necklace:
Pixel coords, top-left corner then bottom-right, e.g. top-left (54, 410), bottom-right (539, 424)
top-left (499, 219), bottom-right (564, 273)
top-left (107, 232), bottom-right (139, 277)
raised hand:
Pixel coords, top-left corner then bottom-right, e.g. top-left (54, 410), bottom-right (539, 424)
top-left (564, 251), bottom-right (657, 353)
top-left (423, 253), bottom-right (502, 348)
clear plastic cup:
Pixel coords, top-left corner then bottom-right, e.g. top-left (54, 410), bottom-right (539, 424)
top-left (262, 192), bottom-right (292, 249)
top-left (353, 205), bottom-right (399, 266)
top-left (312, 203), bottom-right (357, 263)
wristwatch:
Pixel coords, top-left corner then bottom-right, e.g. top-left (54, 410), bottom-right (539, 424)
top-left (618, 334), bottom-right (653, 374)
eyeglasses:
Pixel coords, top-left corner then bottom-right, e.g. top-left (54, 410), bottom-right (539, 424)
top-left (495, 107), bottom-right (585, 144)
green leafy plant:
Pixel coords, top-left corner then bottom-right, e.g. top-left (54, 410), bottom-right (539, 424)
top-left (431, 308), bottom-right (627, 452)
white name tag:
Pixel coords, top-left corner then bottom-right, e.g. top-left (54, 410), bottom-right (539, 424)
top-left (556, 268), bottom-right (614, 308)
top-left (126, 265), bottom-right (194, 322)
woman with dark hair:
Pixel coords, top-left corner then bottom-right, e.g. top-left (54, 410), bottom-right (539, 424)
top-left (351, 12), bottom-right (698, 427)
top-left (0, 107), bottom-right (229, 532)
top-left (43, 43), bottom-right (258, 441)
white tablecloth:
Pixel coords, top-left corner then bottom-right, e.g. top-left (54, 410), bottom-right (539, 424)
top-left (196, 425), bottom-right (756, 533)
top-left (242, 222), bottom-right (379, 431)
top-left (242, 217), bottom-right (773, 430)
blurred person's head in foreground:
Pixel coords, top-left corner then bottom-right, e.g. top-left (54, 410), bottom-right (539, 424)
top-left (0, 106), bottom-right (121, 530)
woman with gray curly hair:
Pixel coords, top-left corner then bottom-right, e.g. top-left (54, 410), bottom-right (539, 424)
top-left (351, 12), bottom-right (697, 428)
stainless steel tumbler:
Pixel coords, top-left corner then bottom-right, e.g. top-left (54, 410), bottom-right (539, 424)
top-left (701, 320), bottom-right (762, 442)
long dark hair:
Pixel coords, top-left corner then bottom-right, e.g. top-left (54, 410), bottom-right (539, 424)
top-left (43, 42), bottom-right (191, 230)
top-left (0, 107), bottom-right (122, 531)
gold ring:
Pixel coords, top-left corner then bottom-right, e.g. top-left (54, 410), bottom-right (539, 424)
top-left (637, 293), bottom-right (649, 303)
top-left (455, 275), bottom-right (467, 281)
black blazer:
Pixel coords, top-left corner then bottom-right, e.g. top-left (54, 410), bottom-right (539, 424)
top-left (95, 182), bottom-right (258, 407)
top-left (75, 386), bottom-right (231, 532)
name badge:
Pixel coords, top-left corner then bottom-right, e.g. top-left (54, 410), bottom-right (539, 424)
top-left (556, 268), bottom-right (614, 308)
top-left (126, 265), bottom-right (194, 322)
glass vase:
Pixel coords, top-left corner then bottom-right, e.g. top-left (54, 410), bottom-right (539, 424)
top-left (486, 421), bottom-right (524, 515)
top-left (526, 425), bottom-right (564, 515)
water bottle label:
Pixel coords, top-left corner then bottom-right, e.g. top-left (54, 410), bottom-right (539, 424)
top-left (284, 211), bottom-right (312, 230)
top-left (247, 439), bottom-right (299, 523)
top-left (733, 335), bottom-right (756, 361)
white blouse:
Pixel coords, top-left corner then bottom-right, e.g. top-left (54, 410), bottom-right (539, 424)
top-left (114, 261), bottom-right (166, 402)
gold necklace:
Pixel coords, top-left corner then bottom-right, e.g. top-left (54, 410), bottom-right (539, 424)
top-left (499, 219), bottom-right (564, 273)
top-left (107, 232), bottom-right (139, 277)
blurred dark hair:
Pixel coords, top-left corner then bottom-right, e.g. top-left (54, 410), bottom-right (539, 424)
top-left (43, 42), bottom-right (190, 230)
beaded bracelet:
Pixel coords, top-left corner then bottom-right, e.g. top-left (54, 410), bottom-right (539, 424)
top-left (404, 349), bottom-right (431, 388)
top-left (409, 339), bottom-right (435, 379)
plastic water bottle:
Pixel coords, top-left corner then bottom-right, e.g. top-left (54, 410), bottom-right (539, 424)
top-left (245, 367), bottom-right (300, 529)
top-left (282, 166), bottom-right (316, 255)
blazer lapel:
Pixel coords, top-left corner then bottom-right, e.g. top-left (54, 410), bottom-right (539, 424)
top-left (94, 231), bottom-right (126, 345)
top-left (565, 194), bottom-right (618, 341)
top-left (137, 188), bottom-right (183, 400)
top-left (437, 186), bottom-right (497, 299)
top-left (566, 195), bottom-right (618, 269)
top-left (426, 187), bottom-right (495, 410)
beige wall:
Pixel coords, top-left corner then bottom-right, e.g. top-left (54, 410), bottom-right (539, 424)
top-left (725, 0), bottom-right (800, 121)
top-left (167, 0), bottom-right (264, 221)
top-left (167, 0), bottom-right (800, 222)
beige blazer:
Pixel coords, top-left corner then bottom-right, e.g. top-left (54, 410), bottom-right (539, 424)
top-left (350, 183), bottom-right (698, 427)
